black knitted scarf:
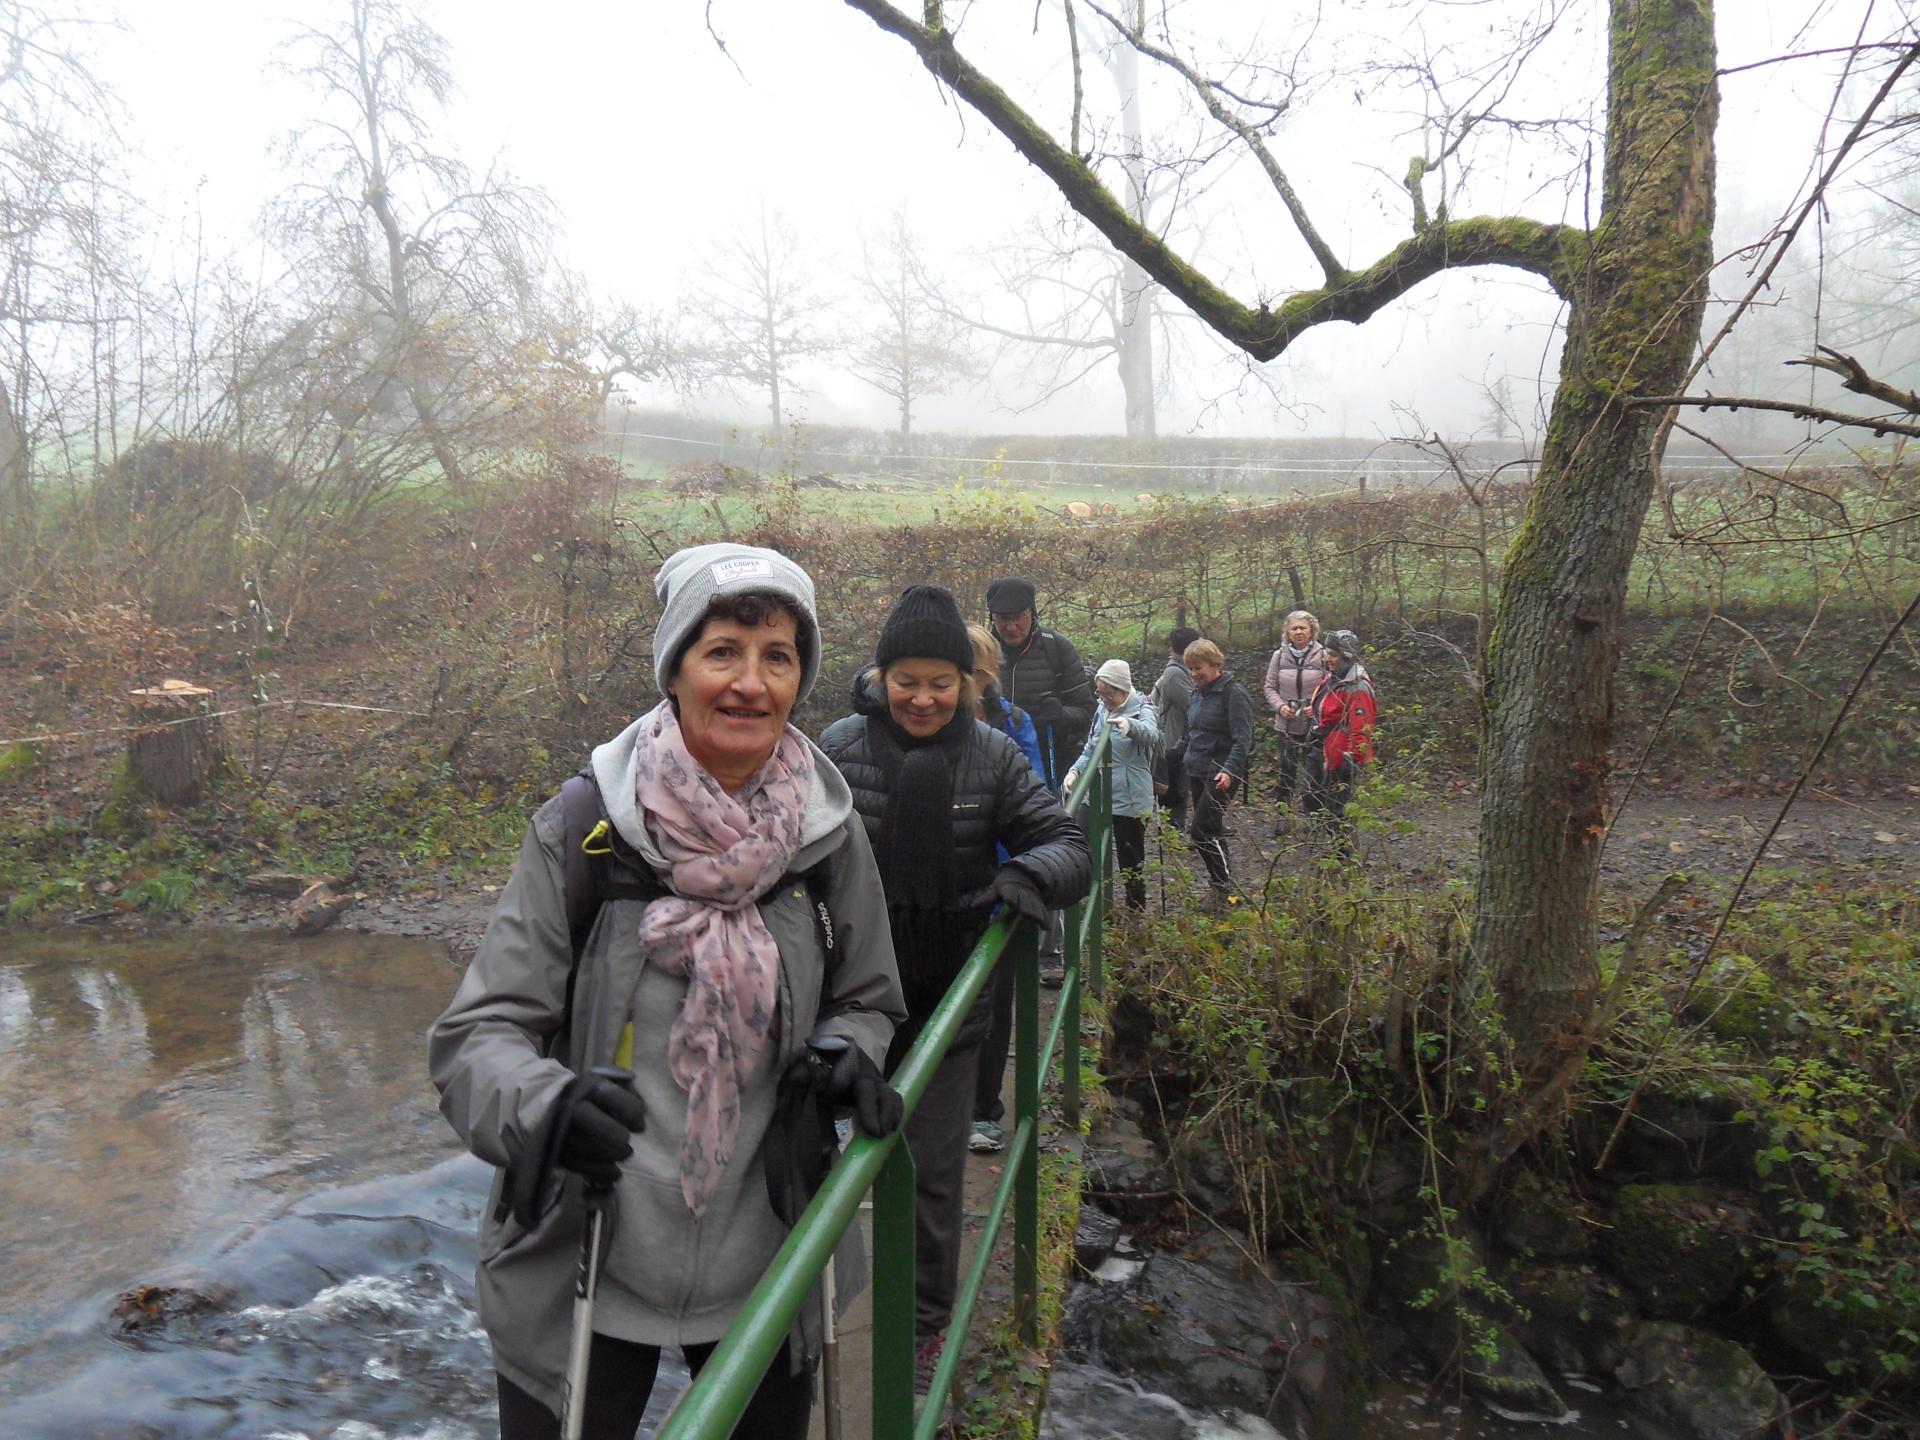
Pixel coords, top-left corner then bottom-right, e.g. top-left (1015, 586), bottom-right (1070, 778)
top-left (867, 705), bottom-right (973, 994)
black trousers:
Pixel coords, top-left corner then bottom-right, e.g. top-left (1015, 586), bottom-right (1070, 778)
top-left (902, 1040), bottom-right (980, 1335)
top-left (974, 958), bottom-right (1014, 1124)
top-left (1187, 776), bottom-right (1233, 888)
top-left (497, 1335), bottom-right (811, 1440)
top-left (1275, 731), bottom-right (1313, 812)
top-left (1113, 814), bottom-right (1147, 911)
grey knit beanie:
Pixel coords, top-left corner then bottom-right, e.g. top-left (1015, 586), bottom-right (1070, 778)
top-left (652, 543), bottom-right (822, 701)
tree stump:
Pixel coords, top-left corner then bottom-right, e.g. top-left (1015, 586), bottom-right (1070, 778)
top-left (127, 680), bottom-right (226, 805)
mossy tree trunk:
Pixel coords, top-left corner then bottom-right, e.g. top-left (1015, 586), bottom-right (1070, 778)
top-left (1468, 1), bottom-right (1717, 1071)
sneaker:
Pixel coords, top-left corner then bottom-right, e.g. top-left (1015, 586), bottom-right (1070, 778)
top-left (1039, 958), bottom-right (1066, 989)
top-left (969, 1118), bottom-right (1005, 1153)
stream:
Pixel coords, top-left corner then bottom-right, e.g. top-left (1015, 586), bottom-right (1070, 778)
top-left (2, 926), bottom-right (1667, 1439)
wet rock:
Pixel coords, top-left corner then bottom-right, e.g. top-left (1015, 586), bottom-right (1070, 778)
top-left (1075, 1207), bottom-right (1123, 1274)
top-left (1065, 1233), bottom-right (1283, 1414)
top-left (1267, 1279), bottom-right (1367, 1440)
top-left (1165, 1127), bottom-right (1240, 1226)
top-left (1504, 1261), bottom-right (1637, 1378)
top-left (1466, 1333), bottom-right (1569, 1421)
top-left (110, 1281), bottom-right (232, 1336)
top-left (1600, 1184), bottom-right (1770, 1320)
top-left (1083, 1113), bottom-right (1175, 1223)
top-left (1616, 1321), bottom-right (1786, 1439)
top-left (1376, 1226), bottom-right (1568, 1420)
top-left (1489, 1168), bottom-right (1593, 1261)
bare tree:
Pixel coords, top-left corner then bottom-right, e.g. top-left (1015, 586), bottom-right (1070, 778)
top-left (273, 0), bottom-right (552, 495)
top-left (692, 199), bottom-right (835, 432)
top-left (547, 270), bottom-right (692, 417)
top-left (846, 209), bottom-right (973, 450)
top-left (0, 1), bottom-right (125, 539)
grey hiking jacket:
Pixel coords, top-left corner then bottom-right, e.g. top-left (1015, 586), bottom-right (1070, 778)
top-left (428, 711), bottom-right (906, 1413)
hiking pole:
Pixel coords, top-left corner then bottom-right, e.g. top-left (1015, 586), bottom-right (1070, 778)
top-left (806, 1033), bottom-right (853, 1440)
top-left (561, 1061), bottom-right (635, 1440)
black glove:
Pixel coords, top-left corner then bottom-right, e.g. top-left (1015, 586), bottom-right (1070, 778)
top-left (787, 1042), bottom-right (904, 1138)
top-left (1025, 693), bottom-right (1064, 724)
top-left (557, 1077), bottom-right (648, 1186)
top-left (963, 866), bottom-right (1051, 927)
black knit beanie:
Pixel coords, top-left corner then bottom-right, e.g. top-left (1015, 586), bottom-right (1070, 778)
top-left (876, 584), bottom-right (975, 671)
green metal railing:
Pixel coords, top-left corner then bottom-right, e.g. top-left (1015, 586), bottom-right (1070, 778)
top-left (655, 729), bottom-right (1116, 1440)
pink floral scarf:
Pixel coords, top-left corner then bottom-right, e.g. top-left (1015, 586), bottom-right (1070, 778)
top-left (631, 702), bottom-right (815, 1215)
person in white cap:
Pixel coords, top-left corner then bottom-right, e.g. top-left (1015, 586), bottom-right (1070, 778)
top-left (1066, 659), bottom-right (1160, 914)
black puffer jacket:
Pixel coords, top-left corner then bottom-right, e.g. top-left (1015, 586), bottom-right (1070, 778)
top-left (997, 625), bottom-right (1095, 789)
top-left (820, 669), bottom-right (1091, 1047)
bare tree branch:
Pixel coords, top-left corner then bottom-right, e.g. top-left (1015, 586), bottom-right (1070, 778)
top-left (1630, 392), bottom-right (1920, 440)
top-left (1784, 343), bottom-right (1920, 414)
top-left (840, 0), bottom-right (1581, 361)
top-left (1082, 0), bottom-right (1344, 285)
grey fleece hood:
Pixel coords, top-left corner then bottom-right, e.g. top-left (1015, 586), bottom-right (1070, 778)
top-left (589, 700), bottom-right (854, 872)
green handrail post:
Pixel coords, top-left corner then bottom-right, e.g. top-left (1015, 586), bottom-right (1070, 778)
top-left (872, 1139), bottom-right (917, 1438)
top-left (1012, 912), bottom-right (1040, 1346)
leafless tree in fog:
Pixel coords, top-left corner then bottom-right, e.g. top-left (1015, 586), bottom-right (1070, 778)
top-left (691, 198), bottom-right (835, 432)
top-left (272, 0), bottom-right (552, 495)
top-left (846, 209), bottom-right (973, 450)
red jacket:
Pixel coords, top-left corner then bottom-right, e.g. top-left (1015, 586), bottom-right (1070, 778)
top-left (1310, 664), bottom-right (1377, 769)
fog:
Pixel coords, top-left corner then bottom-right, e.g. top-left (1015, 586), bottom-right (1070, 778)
top-left (26, 0), bottom-right (1920, 456)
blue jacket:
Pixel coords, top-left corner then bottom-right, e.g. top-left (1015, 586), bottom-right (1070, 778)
top-left (980, 692), bottom-right (1048, 780)
top-left (1069, 690), bottom-right (1160, 818)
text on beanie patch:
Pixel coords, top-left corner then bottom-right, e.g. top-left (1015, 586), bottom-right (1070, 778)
top-left (709, 557), bottom-right (775, 586)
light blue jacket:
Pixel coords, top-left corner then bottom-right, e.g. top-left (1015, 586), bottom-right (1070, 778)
top-left (1069, 690), bottom-right (1160, 818)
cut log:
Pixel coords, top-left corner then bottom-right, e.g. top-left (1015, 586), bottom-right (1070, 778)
top-left (242, 871), bottom-right (344, 898)
top-left (289, 881), bottom-right (353, 936)
top-left (127, 680), bottom-right (225, 805)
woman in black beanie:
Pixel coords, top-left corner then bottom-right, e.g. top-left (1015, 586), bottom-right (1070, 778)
top-left (819, 583), bottom-right (1090, 1410)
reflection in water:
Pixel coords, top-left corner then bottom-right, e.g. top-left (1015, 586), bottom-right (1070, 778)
top-left (0, 927), bottom-right (469, 1362)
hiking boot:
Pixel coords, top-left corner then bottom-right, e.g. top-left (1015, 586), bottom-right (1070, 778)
top-left (969, 1118), bottom-right (1005, 1153)
top-left (914, 1331), bottom-right (944, 1407)
top-left (1039, 957), bottom-right (1066, 989)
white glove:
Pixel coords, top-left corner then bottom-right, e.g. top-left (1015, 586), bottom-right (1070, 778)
top-left (1111, 716), bottom-right (1132, 737)
top-left (1065, 769), bottom-right (1080, 792)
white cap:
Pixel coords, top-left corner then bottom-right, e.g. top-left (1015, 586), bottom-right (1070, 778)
top-left (1095, 659), bottom-right (1133, 691)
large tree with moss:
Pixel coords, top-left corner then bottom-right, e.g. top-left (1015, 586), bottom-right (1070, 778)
top-left (839, 0), bottom-right (1723, 1072)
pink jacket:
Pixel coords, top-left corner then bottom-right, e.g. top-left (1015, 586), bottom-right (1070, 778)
top-left (1263, 641), bottom-right (1330, 736)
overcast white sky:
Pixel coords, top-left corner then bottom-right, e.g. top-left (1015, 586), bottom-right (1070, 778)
top-left (97, 1), bottom-right (1908, 443)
